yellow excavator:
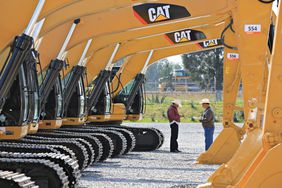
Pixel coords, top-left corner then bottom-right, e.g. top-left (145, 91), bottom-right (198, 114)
top-left (0, 0), bottom-right (189, 186)
top-left (198, 0), bottom-right (275, 187)
top-left (107, 16), bottom-right (243, 165)
top-left (36, 1), bottom-right (233, 155)
top-left (110, 30), bottom-right (242, 165)
top-left (30, 1), bottom-right (226, 156)
top-left (32, 0), bottom-right (230, 125)
top-left (0, 1), bottom-right (227, 186)
top-left (110, 38), bottom-right (223, 121)
top-left (109, 6), bottom-right (274, 169)
top-left (30, 0), bottom-right (244, 168)
top-left (81, 21), bottom-right (225, 121)
top-left (55, 3), bottom-right (246, 167)
top-left (233, 2), bottom-right (282, 187)
top-left (1, 0), bottom-right (281, 187)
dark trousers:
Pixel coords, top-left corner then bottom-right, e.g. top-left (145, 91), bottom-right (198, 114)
top-left (170, 123), bottom-right (179, 151)
top-left (204, 127), bottom-right (215, 151)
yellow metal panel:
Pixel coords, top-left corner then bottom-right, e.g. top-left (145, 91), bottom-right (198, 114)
top-left (197, 18), bottom-right (242, 165)
top-left (39, 0), bottom-right (80, 19)
top-left (63, 42), bottom-right (87, 76)
top-left (86, 45), bottom-right (118, 82)
top-left (85, 22), bottom-right (224, 83)
top-left (65, 0), bottom-right (232, 48)
top-left (68, 15), bottom-right (227, 53)
top-left (38, 22), bottom-right (73, 71)
top-left (40, 0), bottom-right (175, 35)
top-left (234, 3), bottom-right (282, 187)
top-left (0, 1), bottom-right (38, 52)
top-left (200, 0), bottom-right (273, 187)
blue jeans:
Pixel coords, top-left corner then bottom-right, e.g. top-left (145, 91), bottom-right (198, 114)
top-left (204, 127), bottom-right (215, 151)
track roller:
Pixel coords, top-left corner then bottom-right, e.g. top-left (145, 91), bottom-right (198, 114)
top-left (0, 158), bottom-right (69, 188)
top-left (0, 170), bottom-right (39, 188)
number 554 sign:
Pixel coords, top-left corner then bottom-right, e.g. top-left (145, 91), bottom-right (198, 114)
top-left (244, 24), bottom-right (261, 34)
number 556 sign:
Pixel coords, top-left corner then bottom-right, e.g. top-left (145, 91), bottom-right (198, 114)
top-left (244, 24), bottom-right (261, 34)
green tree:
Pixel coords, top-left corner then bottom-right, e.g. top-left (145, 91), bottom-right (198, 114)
top-left (145, 58), bottom-right (181, 91)
top-left (182, 48), bottom-right (224, 100)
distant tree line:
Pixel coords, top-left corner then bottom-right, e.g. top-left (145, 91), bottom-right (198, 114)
top-left (145, 48), bottom-right (224, 100)
top-left (182, 48), bottom-right (224, 93)
top-left (145, 59), bottom-right (182, 91)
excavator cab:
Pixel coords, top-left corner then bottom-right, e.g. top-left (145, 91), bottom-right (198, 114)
top-left (87, 71), bottom-right (112, 122)
top-left (62, 65), bottom-right (87, 125)
top-left (38, 59), bottom-right (64, 129)
top-left (114, 73), bottom-right (146, 121)
top-left (22, 49), bottom-right (41, 133)
top-left (0, 63), bottom-right (30, 138)
top-left (0, 6), bottom-right (36, 139)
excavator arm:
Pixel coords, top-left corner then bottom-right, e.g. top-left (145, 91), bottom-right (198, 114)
top-left (85, 22), bottom-right (225, 83)
top-left (35, 0), bottom-right (232, 71)
top-left (199, 0), bottom-right (273, 187)
top-left (234, 2), bottom-right (282, 187)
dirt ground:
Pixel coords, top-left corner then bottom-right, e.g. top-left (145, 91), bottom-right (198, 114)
top-left (79, 123), bottom-right (221, 188)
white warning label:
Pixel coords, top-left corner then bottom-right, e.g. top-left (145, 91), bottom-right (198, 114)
top-left (244, 24), bottom-right (261, 34)
top-left (227, 53), bottom-right (239, 60)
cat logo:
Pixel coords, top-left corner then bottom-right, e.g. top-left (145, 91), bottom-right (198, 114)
top-left (197, 39), bottom-right (222, 49)
top-left (148, 5), bottom-right (171, 22)
top-left (174, 30), bottom-right (192, 43)
top-left (133, 3), bottom-right (191, 25)
top-left (203, 39), bottom-right (219, 47)
top-left (165, 29), bottom-right (206, 45)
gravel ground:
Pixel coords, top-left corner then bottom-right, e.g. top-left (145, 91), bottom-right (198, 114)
top-left (79, 123), bottom-right (221, 188)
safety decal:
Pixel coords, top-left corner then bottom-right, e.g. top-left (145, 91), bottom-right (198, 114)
top-left (244, 24), bottom-right (261, 34)
top-left (196, 39), bottom-right (222, 49)
top-left (133, 3), bottom-right (190, 24)
top-left (164, 29), bottom-right (206, 45)
top-left (227, 53), bottom-right (239, 60)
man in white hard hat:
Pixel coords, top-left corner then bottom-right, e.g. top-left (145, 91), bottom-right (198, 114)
top-left (167, 99), bottom-right (182, 152)
top-left (200, 98), bottom-right (215, 151)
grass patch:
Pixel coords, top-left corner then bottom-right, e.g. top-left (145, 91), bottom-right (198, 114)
top-left (135, 92), bottom-right (244, 123)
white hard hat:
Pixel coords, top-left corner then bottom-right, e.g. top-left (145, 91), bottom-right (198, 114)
top-left (200, 98), bottom-right (210, 104)
top-left (172, 99), bottom-right (182, 107)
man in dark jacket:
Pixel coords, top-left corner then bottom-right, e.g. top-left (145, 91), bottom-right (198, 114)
top-left (167, 99), bottom-right (182, 152)
top-left (199, 98), bottom-right (215, 151)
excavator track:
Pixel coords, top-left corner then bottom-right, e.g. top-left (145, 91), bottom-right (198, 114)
top-left (92, 129), bottom-right (127, 156)
top-left (0, 152), bottom-right (80, 188)
top-left (4, 138), bottom-right (89, 170)
top-left (61, 127), bottom-right (127, 157)
top-left (0, 142), bottom-right (77, 161)
top-left (36, 130), bottom-right (103, 163)
top-left (86, 132), bottom-right (114, 161)
top-left (0, 170), bottom-right (39, 188)
top-left (21, 137), bottom-right (90, 170)
top-left (26, 135), bottom-right (95, 167)
top-left (55, 128), bottom-right (115, 161)
top-left (0, 158), bottom-right (69, 188)
top-left (151, 128), bottom-right (165, 149)
top-left (0, 142), bottom-right (80, 187)
top-left (103, 127), bottom-right (136, 153)
top-left (81, 126), bottom-right (135, 154)
top-left (90, 125), bottom-right (164, 151)
top-left (34, 130), bottom-right (103, 165)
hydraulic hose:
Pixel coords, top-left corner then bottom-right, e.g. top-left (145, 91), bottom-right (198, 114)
top-left (111, 73), bottom-right (125, 94)
top-left (258, 0), bottom-right (275, 3)
top-left (221, 19), bottom-right (238, 50)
